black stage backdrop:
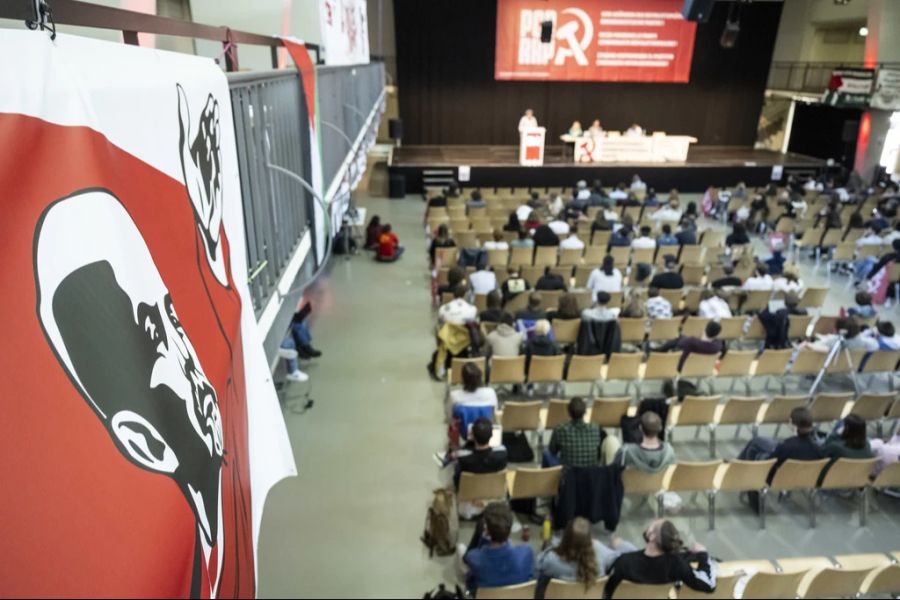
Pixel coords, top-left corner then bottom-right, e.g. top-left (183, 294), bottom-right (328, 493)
top-left (394, 0), bottom-right (783, 147)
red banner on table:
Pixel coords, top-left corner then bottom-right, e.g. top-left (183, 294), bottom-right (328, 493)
top-left (495, 0), bottom-right (697, 83)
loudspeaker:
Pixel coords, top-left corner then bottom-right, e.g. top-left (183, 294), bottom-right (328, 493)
top-left (841, 120), bottom-right (859, 143)
top-left (389, 172), bottom-right (406, 198)
top-left (682, 0), bottom-right (715, 22)
top-left (540, 20), bottom-right (553, 43)
top-left (389, 118), bottom-right (403, 140)
top-left (720, 20), bottom-right (740, 48)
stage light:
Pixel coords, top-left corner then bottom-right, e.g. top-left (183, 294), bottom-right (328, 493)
top-left (859, 26), bottom-right (868, 37)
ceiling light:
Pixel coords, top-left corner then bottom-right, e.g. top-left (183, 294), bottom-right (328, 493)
top-left (859, 26), bottom-right (868, 36)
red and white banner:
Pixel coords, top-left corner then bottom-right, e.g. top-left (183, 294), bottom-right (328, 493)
top-left (495, 0), bottom-right (697, 82)
top-left (319, 0), bottom-right (370, 66)
top-left (0, 31), bottom-right (296, 597)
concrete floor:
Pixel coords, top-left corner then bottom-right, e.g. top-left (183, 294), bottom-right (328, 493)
top-left (256, 193), bottom-right (900, 598)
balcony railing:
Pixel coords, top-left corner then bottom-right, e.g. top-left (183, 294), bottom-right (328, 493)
top-left (768, 61), bottom-right (900, 95)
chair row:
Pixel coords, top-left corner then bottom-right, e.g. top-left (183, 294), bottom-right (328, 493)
top-left (475, 552), bottom-right (900, 599)
top-left (459, 459), bottom-right (900, 534)
top-left (494, 393), bottom-right (900, 458)
top-left (449, 347), bottom-right (900, 398)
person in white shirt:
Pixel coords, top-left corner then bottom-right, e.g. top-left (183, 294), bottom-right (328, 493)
top-left (587, 119), bottom-right (603, 137)
top-left (697, 289), bottom-right (732, 320)
top-left (516, 203), bottom-right (533, 222)
top-left (483, 231), bottom-right (510, 251)
top-left (742, 264), bottom-right (774, 291)
top-left (630, 175), bottom-right (647, 192)
top-left (438, 285), bottom-right (478, 325)
top-left (631, 226), bottom-right (657, 249)
top-left (587, 255), bottom-right (623, 295)
top-left (650, 199), bottom-right (682, 222)
top-left (468, 265), bottom-right (498, 295)
top-left (609, 184), bottom-right (628, 201)
top-left (549, 195), bottom-right (565, 218)
top-left (856, 227), bottom-right (884, 249)
top-left (772, 265), bottom-right (803, 294)
top-left (448, 362), bottom-right (498, 421)
top-left (624, 123), bottom-right (644, 137)
top-left (560, 228), bottom-right (585, 250)
top-left (518, 108), bottom-right (538, 134)
top-left (548, 218), bottom-right (570, 236)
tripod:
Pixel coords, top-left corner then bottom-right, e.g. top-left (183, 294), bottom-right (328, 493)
top-left (808, 333), bottom-right (860, 397)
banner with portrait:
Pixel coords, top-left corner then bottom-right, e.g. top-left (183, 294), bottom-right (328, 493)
top-left (319, 0), bottom-right (370, 66)
top-left (0, 31), bottom-right (296, 598)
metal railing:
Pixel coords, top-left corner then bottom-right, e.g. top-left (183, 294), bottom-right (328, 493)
top-left (768, 61), bottom-right (900, 94)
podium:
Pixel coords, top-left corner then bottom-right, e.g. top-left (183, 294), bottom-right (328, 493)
top-left (519, 127), bottom-right (546, 166)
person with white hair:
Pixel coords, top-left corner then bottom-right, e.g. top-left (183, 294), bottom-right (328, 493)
top-left (630, 175), bottom-right (647, 192)
top-left (518, 108), bottom-right (538, 133)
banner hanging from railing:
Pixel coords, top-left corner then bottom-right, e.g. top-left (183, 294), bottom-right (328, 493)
top-left (319, 0), bottom-right (370, 66)
top-left (0, 30), bottom-right (296, 598)
top-left (823, 68), bottom-right (874, 108)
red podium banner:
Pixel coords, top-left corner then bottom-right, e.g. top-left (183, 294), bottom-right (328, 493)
top-left (495, 0), bottom-right (697, 83)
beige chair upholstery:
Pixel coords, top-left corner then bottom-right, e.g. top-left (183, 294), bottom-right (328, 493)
top-left (499, 401), bottom-right (543, 432)
top-left (475, 581), bottom-right (537, 599)
top-left (590, 397), bottom-right (632, 428)
top-left (458, 470), bottom-right (508, 503)
top-left (544, 577), bottom-right (607, 599)
top-left (528, 355), bottom-right (566, 383)
top-left (610, 580), bottom-right (672, 599)
top-left (489, 356), bottom-right (527, 384)
top-left (507, 466), bottom-right (562, 500)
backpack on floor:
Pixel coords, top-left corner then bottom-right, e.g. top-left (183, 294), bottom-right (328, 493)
top-left (422, 583), bottom-right (465, 600)
top-left (421, 487), bottom-right (458, 557)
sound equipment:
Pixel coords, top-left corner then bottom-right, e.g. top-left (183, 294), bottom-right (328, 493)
top-left (682, 0), bottom-right (715, 22)
top-left (540, 20), bottom-right (553, 43)
top-left (389, 118), bottom-right (403, 140)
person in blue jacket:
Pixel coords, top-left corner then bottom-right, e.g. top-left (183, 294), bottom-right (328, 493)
top-left (462, 502), bottom-right (534, 594)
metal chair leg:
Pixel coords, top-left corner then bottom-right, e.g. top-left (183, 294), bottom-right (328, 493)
top-left (708, 491), bottom-right (716, 530)
top-left (656, 493), bottom-right (664, 518)
top-left (709, 426), bottom-right (716, 459)
top-left (760, 488), bottom-right (767, 530)
top-left (860, 487), bottom-right (868, 527)
top-left (809, 490), bottom-right (817, 529)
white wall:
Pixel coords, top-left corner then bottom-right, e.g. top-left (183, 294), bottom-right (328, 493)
top-left (772, 0), bottom-right (870, 63)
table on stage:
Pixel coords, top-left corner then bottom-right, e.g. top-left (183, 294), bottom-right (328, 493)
top-left (560, 132), bottom-right (698, 163)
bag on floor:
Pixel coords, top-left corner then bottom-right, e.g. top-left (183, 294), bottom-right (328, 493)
top-left (421, 487), bottom-right (458, 557)
top-left (663, 378), bottom-right (698, 402)
top-left (422, 583), bottom-right (465, 599)
top-left (501, 431), bottom-right (535, 463)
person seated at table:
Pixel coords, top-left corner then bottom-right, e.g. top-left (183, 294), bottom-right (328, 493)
top-left (657, 224), bottom-right (678, 246)
top-left (604, 519), bottom-right (717, 598)
top-left (483, 230), bottom-right (509, 251)
top-left (613, 411), bottom-right (675, 473)
top-left (365, 214), bottom-right (383, 250)
top-left (632, 225), bottom-right (657, 250)
top-left (548, 292), bottom-right (581, 321)
top-left (376, 223), bottom-right (404, 262)
top-left (582, 291), bottom-right (620, 322)
top-left (645, 287), bottom-right (673, 320)
top-left (624, 123), bottom-right (644, 137)
top-left (479, 290), bottom-right (506, 324)
top-left (486, 312), bottom-right (525, 357)
top-left (568, 120), bottom-right (583, 136)
top-left (428, 223), bottom-right (456, 266)
top-left (535, 518), bottom-right (636, 599)
top-left (511, 228), bottom-right (535, 249)
top-left (461, 502), bottom-right (534, 595)
top-left (501, 267), bottom-right (531, 306)
top-left (587, 119), bottom-right (603, 137)
top-left (536, 266), bottom-right (568, 291)
top-left (650, 256), bottom-right (684, 289)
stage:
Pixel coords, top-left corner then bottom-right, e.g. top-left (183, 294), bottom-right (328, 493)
top-left (389, 145), bottom-right (825, 194)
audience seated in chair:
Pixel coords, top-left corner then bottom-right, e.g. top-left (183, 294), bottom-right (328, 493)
top-left (486, 312), bottom-right (524, 357)
top-left (582, 291), bottom-right (620, 322)
top-left (429, 223), bottom-right (456, 266)
top-left (454, 417), bottom-right (508, 490)
top-left (365, 214), bottom-right (382, 251)
top-left (560, 226), bottom-right (585, 250)
top-left (659, 321), bottom-right (725, 370)
top-left (448, 363), bottom-right (499, 424)
top-left (711, 264), bottom-right (742, 289)
top-left (536, 266), bottom-right (568, 291)
top-left (822, 413), bottom-right (873, 462)
top-left (548, 293), bottom-right (581, 321)
top-left (439, 267), bottom-right (466, 297)
top-left (535, 517), bottom-right (636, 599)
top-left (604, 519), bottom-right (717, 598)
top-left (479, 290), bottom-right (505, 324)
top-left (698, 288), bottom-right (731, 320)
top-left (620, 290), bottom-right (647, 318)
top-left (645, 287), bottom-right (673, 320)
top-left (650, 256), bottom-right (684, 289)
top-left (588, 255), bottom-right (624, 295)
top-left (469, 264), bottom-right (498, 296)
top-left (483, 230), bottom-right (509, 251)
top-left (544, 397), bottom-right (611, 467)
top-left (737, 407), bottom-right (825, 514)
top-left (742, 264), bottom-right (774, 291)
top-left (439, 285), bottom-right (478, 326)
top-left (510, 228), bottom-right (535, 249)
top-left (612, 412), bottom-right (675, 473)
top-left (798, 316), bottom-right (878, 353)
top-left (632, 225), bottom-right (657, 249)
top-left (657, 224), bottom-right (678, 246)
top-left (516, 292), bottom-right (549, 334)
top-left (460, 502), bottom-right (535, 595)
top-left (502, 268), bottom-right (531, 306)
top-left (534, 223), bottom-right (561, 246)
top-left (525, 319), bottom-right (559, 368)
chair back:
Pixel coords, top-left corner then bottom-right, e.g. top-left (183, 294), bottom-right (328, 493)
top-left (682, 316), bottom-right (711, 338)
top-left (618, 318), bottom-right (647, 343)
top-left (567, 355), bottom-right (604, 382)
top-left (742, 290), bottom-right (772, 313)
top-left (862, 350), bottom-right (900, 373)
top-left (642, 352), bottom-right (680, 379)
top-left (744, 316), bottom-right (766, 341)
top-left (544, 398), bottom-right (571, 430)
top-left (679, 353), bottom-right (718, 377)
top-left (809, 392), bottom-right (853, 422)
top-left (863, 564), bottom-right (900, 596)
top-left (742, 570), bottom-right (808, 600)
top-left (716, 351), bottom-right (755, 377)
top-left (872, 461), bottom-right (900, 489)
top-left (528, 355), bottom-right (565, 383)
top-left (666, 461), bottom-right (722, 492)
top-left (820, 458), bottom-right (877, 490)
top-left (535, 245), bottom-right (559, 266)
top-left (716, 459), bottom-right (776, 491)
top-left (500, 401), bottom-right (543, 432)
top-left (505, 292), bottom-right (530, 313)
top-left (753, 349), bottom-right (792, 376)
top-left (610, 580), bottom-right (672, 599)
top-left (489, 356), bottom-right (527, 384)
top-left (718, 316), bottom-right (747, 341)
top-left (508, 466), bottom-right (563, 500)
top-left (590, 397), bottom-right (632, 428)
top-left (659, 288), bottom-right (683, 309)
top-left (475, 580), bottom-right (537, 600)
top-left (648, 318), bottom-right (681, 342)
top-left (759, 395), bottom-right (809, 423)
top-left (559, 247), bottom-right (584, 266)
top-left (622, 467), bottom-right (669, 495)
top-left (458, 470), bottom-right (509, 503)
top-left (449, 357), bottom-right (487, 386)
top-left (790, 349), bottom-right (828, 375)
top-left (716, 396), bottom-right (765, 425)
top-left (605, 353), bottom-right (642, 380)
top-left (487, 248), bottom-right (509, 267)
top-left (673, 395), bottom-right (721, 426)
top-left (544, 577), bottom-right (607, 600)
top-left (851, 393), bottom-right (895, 420)
top-left (539, 290), bottom-right (563, 310)
top-left (787, 315), bottom-right (813, 339)
top-left (509, 246), bottom-right (533, 266)
top-left (769, 459), bottom-right (830, 491)
top-left (798, 287), bottom-right (828, 309)
top-left (681, 264), bottom-right (706, 286)
top-left (553, 319), bottom-right (581, 344)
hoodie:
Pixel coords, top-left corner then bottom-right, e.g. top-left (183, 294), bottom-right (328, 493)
top-left (614, 442), bottom-right (676, 473)
top-left (487, 324), bottom-right (524, 357)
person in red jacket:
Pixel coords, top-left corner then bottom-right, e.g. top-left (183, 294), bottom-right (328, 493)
top-left (377, 223), bottom-right (405, 262)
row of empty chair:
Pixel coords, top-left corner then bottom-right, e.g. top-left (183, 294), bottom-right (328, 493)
top-left (474, 551), bottom-right (900, 599)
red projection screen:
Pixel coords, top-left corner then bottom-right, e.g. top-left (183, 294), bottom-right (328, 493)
top-left (495, 0), bottom-right (697, 83)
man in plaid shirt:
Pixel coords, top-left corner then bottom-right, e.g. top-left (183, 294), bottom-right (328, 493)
top-left (545, 397), bottom-right (605, 467)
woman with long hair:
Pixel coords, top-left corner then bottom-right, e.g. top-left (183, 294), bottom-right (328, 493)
top-left (536, 517), bottom-right (632, 598)
top-left (823, 413), bottom-right (872, 460)
top-left (548, 292), bottom-right (581, 320)
top-left (428, 223), bottom-right (456, 267)
top-left (365, 214), bottom-right (382, 250)
top-left (504, 212), bottom-right (521, 232)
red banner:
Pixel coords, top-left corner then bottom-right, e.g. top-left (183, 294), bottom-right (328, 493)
top-left (495, 0), bottom-right (697, 83)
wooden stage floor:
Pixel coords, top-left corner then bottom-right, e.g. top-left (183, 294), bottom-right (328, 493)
top-left (392, 144), bottom-right (823, 169)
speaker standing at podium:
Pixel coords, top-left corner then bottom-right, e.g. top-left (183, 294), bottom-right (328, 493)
top-left (518, 108), bottom-right (538, 134)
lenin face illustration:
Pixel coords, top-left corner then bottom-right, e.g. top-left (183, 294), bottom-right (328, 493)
top-left (35, 189), bottom-right (224, 545)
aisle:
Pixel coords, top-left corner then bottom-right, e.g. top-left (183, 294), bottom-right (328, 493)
top-left (256, 194), bottom-right (448, 598)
